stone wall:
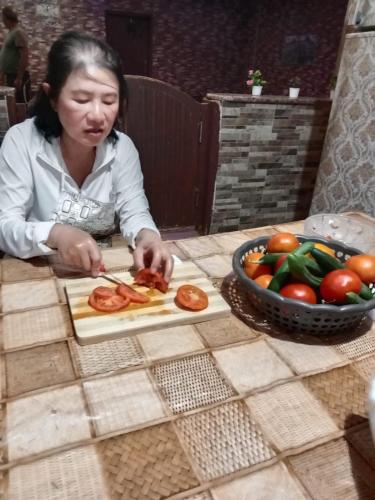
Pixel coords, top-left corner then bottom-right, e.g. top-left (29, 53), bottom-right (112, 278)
top-left (206, 94), bottom-right (331, 233)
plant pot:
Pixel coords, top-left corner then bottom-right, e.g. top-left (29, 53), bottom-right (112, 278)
top-left (289, 87), bottom-right (300, 98)
top-left (251, 85), bottom-right (263, 96)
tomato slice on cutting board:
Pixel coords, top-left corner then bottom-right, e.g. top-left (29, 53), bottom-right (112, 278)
top-left (116, 283), bottom-right (150, 304)
top-left (88, 289), bottom-right (130, 312)
top-left (91, 286), bottom-right (118, 299)
top-left (134, 268), bottom-right (168, 293)
top-left (176, 285), bottom-right (209, 311)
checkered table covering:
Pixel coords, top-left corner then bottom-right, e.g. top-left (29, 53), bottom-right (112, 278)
top-left (1, 217), bottom-right (375, 499)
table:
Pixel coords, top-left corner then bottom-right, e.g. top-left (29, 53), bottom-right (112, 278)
top-left (1, 215), bottom-right (375, 499)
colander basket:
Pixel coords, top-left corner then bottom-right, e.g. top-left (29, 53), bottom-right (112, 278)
top-left (232, 235), bottom-right (375, 335)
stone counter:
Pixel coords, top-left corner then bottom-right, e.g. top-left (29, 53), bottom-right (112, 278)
top-left (0, 86), bottom-right (15, 97)
top-left (205, 93), bottom-right (332, 233)
top-left (206, 93), bottom-right (331, 106)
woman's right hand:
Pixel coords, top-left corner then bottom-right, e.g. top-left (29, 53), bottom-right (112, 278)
top-left (47, 224), bottom-right (103, 276)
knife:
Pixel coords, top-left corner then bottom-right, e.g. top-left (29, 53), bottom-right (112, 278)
top-left (49, 262), bottom-right (126, 286)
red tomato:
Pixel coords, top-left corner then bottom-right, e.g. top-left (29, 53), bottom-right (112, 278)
top-left (116, 283), bottom-right (150, 304)
top-left (176, 285), bottom-right (208, 311)
top-left (134, 268), bottom-right (168, 293)
top-left (280, 283), bottom-right (317, 304)
top-left (88, 293), bottom-right (129, 312)
top-left (346, 255), bottom-right (375, 284)
top-left (92, 286), bottom-right (117, 299)
top-left (267, 233), bottom-right (299, 253)
top-left (254, 274), bottom-right (273, 289)
top-left (320, 269), bottom-right (362, 304)
top-left (243, 252), bottom-right (272, 279)
top-left (275, 254), bottom-right (288, 271)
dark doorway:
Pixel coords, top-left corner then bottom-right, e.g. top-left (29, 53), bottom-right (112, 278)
top-left (105, 12), bottom-right (152, 76)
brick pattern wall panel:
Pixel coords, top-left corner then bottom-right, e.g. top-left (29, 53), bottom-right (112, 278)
top-left (0, 0), bottom-right (257, 101)
top-left (0, 0), bottom-right (345, 101)
top-left (251, 0), bottom-right (348, 98)
top-left (210, 99), bottom-right (331, 233)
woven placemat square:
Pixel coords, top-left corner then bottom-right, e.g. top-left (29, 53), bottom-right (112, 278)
top-left (211, 231), bottom-right (250, 255)
top-left (0, 403), bottom-right (4, 464)
top-left (182, 493), bottom-right (212, 500)
top-left (289, 438), bottom-right (375, 498)
top-left (98, 422), bottom-right (199, 499)
top-left (7, 445), bottom-right (109, 500)
top-left (176, 237), bottom-right (223, 259)
top-left (2, 256), bottom-right (52, 282)
top-left (220, 274), bottom-right (286, 336)
top-left (138, 325), bottom-right (204, 361)
top-left (330, 327), bottom-right (375, 359)
top-left (7, 385), bottom-right (91, 461)
top-left (69, 335), bottom-right (144, 377)
top-left (346, 422), bottom-right (375, 471)
top-left (0, 357), bottom-right (4, 400)
top-left (195, 314), bottom-right (259, 347)
top-left (0, 471), bottom-right (5, 499)
top-left (246, 381), bottom-right (338, 451)
top-left (353, 354), bottom-right (375, 383)
top-left (152, 353), bottom-right (235, 414)
top-left (6, 342), bottom-right (75, 397)
top-left (2, 305), bottom-right (72, 350)
top-left (194, 255), bottom-right (233, 279)
top-left (266, 335), bottom-right (346, 375)
top-left (101, 247), bottom-right (134, 271)
top-left (210, 462), bottom-right (308, 500)
top-left (175, 401), bottom-right (275, 481)
top-left (303, 365), bottom-right (368, 429)
top-left (1, 280), bottom-right (59, 313)
top-left (273, 221), bottom-right (305, 234)
top-left (241, 227), bottom-right (277, 238)
top-left (165, 241), bottom-right (189, 261)
top-left (83, 370), bottom-right (166, 436)
top-left (213, 341), bottom-right (293, 393)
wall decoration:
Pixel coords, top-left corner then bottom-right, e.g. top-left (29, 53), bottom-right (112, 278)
top-left (281, 35), bottom-right (318, 65)
top-left (35, 0), bottom-right (60, 19)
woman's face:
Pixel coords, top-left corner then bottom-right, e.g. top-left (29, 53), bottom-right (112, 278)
top-left (53, 66), bottom-right (120, 150)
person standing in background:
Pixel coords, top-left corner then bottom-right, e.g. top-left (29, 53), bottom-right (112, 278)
top-left (0, 6), bottom-right (30, 102)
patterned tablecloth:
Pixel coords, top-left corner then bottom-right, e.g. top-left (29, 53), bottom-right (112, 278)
top-left (0, 216), bottom-right (375, 499)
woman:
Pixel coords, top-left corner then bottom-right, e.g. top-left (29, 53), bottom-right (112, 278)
top-left (0, 31), bottom-right (173, 281)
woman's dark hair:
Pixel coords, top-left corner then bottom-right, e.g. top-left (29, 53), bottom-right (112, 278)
top-left (31, 31), bottom-right (127, 142)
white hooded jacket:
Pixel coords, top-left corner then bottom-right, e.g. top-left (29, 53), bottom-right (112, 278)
top-left (0, 118), bottom-right (158, 258)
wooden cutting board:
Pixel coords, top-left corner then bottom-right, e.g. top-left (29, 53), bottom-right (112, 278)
top-left (65, 261), bottom-right (231, 345)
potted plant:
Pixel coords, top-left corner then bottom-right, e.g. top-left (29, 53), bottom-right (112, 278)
top-left (289, 77), bottom-right (301, 98)
top-left (246, 69), bottom-right (266, 96)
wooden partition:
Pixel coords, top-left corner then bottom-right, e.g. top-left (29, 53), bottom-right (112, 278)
top-left (123, 76), bottom-right (219, 233)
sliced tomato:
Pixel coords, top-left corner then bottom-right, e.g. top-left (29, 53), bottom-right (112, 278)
top-left (176, 285), bottom-right (208, 311)
top-left (116, 283), bottom-right (150, 304)
top-left (92, 286), bottom-right (117, 299)
top-left (88, 292), bottom-right (129, 312)
top-left (134, 268), bottom-right (168, 293)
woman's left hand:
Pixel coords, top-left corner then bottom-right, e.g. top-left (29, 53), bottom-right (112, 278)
top-left (133, 229), bottom-right (174, 283)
